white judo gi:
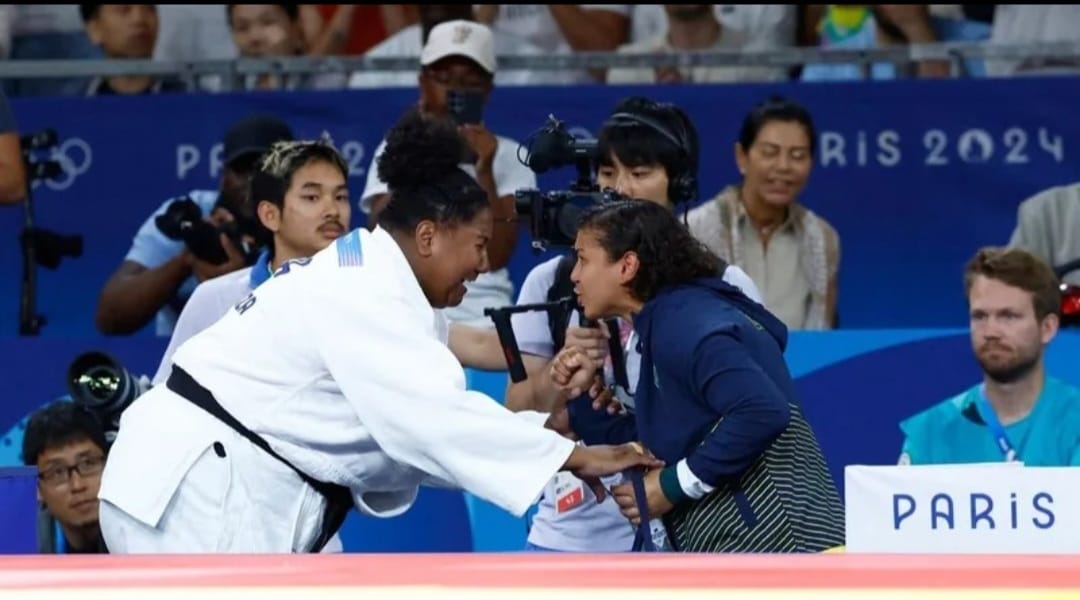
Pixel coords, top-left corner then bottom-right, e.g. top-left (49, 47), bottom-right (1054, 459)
top-left (98, 226), bottom-right (575, 553)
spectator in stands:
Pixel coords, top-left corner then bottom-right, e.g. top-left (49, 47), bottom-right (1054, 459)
top-left (549, 200), bottom-right (845, 553)
top-left (687, 96), bottom-right (840, 331)
top-left (348, 5), bottom-right (574, 89)
top-left (23, 400), bottom-right (109, 554)
top-left (152, 136), bottom-right (351, 385)
top-left (154, 5), bottom-right (237, 62)
top-left (800, 5), bottom-right (951, 81)
top-left (475, 5), bottom-right (631, 82)
top-left (80, 4), bottom-right (187, 96)
top-left (1008, 181), bottom-right (1080, 286)
top-left (360, 19), bottom-right (533, 328)
top-left (607, 5), bottom-right (787, 84)
top-left (301, 5), bottom-right (415, 56)
top-left (898, 247), bottom-right (1080, 466)
top-left (2, 6), bottom-right (99, 97)
top-left (986, 5), bottom-right (1080, 77)
top-left (95, 115), bottom-right (294, 336)
top-left (629, 5), bottom-right (797, 50)
top-left (504, 97), bottom-right (761, 552)
top-left (223, 4), bottom-right (345, 91)
top-left (0, 90), bottom-right (27, 205)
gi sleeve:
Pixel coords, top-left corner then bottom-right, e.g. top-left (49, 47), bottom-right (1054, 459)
top-left (307, 274), bottom-right (576, 518)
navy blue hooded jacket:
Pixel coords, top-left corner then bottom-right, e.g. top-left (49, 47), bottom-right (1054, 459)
top-left (568, 276), bottom-right (844, 552)
top-left (570, 276), bottom-right (793, 476)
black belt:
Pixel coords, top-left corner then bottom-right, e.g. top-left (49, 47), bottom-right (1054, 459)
top-left (166, 366), bottom-right (352, 553)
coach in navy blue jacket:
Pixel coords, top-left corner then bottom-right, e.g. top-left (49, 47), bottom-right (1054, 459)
top-left (552, 200), bottom-right (844, 553)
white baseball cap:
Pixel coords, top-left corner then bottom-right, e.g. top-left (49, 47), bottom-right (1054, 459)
top-left (420, 20), bottom-right (497, 75)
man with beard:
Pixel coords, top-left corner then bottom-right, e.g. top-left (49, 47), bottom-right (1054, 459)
top-left (95, 115), bottom-right (294, 336)
top-left (898, 246), bottom-right (1080, 466)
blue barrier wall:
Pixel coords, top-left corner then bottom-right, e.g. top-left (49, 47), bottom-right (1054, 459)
top-left (4, 77), bottom-right (1080, 337)
top-left (3, 330), bottom-right (1078, 552)
top-left (0, 467), bottom-right (39, 553)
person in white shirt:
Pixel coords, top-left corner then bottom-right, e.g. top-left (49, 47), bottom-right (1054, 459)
top-left (506, 97), bottom-right (763, 552)
top-left (360, 19), bottom-right (533, 329)
top-left (152, 136), bottom-right (352, 387)
top-left (348, 5), bottom-right (574, 89)
top-left (607, 5), bottom-right (787, 85)
top-left (475, 5), bottom-right (631, 82)
top-left (96, 107), bottom-right (661, 555)
top-left (628, 5), bottom-right (796, 49)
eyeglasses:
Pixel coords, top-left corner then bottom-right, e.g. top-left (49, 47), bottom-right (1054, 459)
top-left (38, 455), bottom-right (106, 488)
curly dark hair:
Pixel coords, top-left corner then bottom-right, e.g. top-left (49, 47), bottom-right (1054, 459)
top-left (578, 200), bottom-right (721, 302)
top-left (377, 109), bottom-right (489, 233)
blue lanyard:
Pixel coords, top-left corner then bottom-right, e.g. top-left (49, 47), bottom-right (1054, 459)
top-left (975, 385), bottom-right (1020, 463)
top-left (628, 469), bottom-right (656, 552)
top-left (55, 521), bottom-right (66, 554)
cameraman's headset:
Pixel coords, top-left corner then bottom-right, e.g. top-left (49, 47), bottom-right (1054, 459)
top-left (602, 106), bottom-right (700, 208)
top-left (595, 106), bottom-right (702, 551)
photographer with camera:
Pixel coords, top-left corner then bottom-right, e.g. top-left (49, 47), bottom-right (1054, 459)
top-left (506, 97), bottom-right (761, 552)
top-left (360, 19), bottom-right (534, 328)
top-left (95, 115), bottom-right (294, 336)
top-left (151, 136), bottom-right (351, 386)
top-left (22, 400), bottom-right (109, 554)
top-left (0, 89), bottom-right (26, 204)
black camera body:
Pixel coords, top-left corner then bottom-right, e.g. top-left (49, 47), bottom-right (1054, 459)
top-left (66, 351), bottom-right (150, 443)
top-left (515, 188), bottom-right (624, 249)
top-left (516, 115), bottom-right (624, 250)
top-left (154, 197), bottom-right (256, 265)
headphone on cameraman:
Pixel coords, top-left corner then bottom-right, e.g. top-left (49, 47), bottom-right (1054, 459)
top-left (604, 108), bottom-right (699, 205)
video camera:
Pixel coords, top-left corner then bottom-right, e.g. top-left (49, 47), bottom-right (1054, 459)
top-left (155, 197), bottom-right (258, 266)
top-left (483, 116), bottom-right (629, 383)
top-left (515, 115), bottom-right (624, 250)
top-left (66, 351), bottom-right (151, 444)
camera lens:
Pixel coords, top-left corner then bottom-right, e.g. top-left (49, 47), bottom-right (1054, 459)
top-left (73, 366), bottom-right (121, 406)
top-left (67, 351), bottom-right (128, 410)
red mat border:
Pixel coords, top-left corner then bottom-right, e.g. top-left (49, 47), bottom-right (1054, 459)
top-left (0, 554), bottom-right (1077, 590)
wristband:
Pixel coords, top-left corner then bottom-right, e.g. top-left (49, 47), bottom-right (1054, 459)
top-left (659, 465), bottom-right (689, 505)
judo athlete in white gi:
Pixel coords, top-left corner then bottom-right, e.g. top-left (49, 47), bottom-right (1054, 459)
top-left (151, 136), bottom-right (352, 387)
top-left (97, 109), bottom-right (662, 553)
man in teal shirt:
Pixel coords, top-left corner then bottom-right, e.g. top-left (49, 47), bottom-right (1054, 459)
top-left (900, 246), bottom-right (1080, 466)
